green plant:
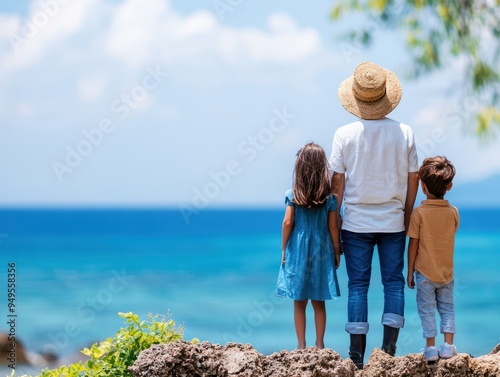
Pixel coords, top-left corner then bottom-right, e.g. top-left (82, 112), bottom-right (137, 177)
top-left (10, 312), bottom-right (196, 377)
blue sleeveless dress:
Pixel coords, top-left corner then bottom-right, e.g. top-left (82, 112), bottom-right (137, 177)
top-left (275, 189), bottom-right (341, 300)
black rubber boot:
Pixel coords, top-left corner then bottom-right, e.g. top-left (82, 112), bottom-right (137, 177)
top-left (349, 334), bottom-right (366, 370)
top-left (381, 325), bottom-right (399, 356)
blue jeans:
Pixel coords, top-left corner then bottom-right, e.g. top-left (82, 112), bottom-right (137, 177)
top-left (416, 271), bottom-right (455, 339)
top-left (342, 230), bottom-right (406, 334)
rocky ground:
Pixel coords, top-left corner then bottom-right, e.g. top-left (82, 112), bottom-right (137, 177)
top-left (129, 340), bottom-right (500, 377)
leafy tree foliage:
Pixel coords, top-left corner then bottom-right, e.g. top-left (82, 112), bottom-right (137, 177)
top-left (332, 0), bottom-right (500, 136)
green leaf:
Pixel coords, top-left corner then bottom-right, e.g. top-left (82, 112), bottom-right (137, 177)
top-left (331, 4), bottom-right (342, 19)
top-left (368, 0), bottom-right (388, 12)
top-left (472, 61), bottom-right (500, 91)
top-left (476, 107), bottom-right (500, 137)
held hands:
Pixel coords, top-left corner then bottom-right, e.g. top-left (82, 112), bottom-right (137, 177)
top-left (334, 243), bottom-right (341, 269)
top-left (407, 271), bottom-right (415, 289)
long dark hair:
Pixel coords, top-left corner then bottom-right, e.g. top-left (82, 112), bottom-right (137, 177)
top-left (292, 142), bottom-right (331, 207)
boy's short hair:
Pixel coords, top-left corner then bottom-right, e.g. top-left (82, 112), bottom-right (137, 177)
top-left (419, 156), bottom-right (456, 198)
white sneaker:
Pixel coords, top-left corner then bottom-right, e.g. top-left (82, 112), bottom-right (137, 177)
top-left (422, 346), bottom-right (439, 362)
top-left (439, 342), bottom-right (457, 359)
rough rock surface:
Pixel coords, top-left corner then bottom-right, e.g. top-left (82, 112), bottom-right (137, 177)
top-left (0, 333), bottom-right (33, 365)
top-left (362, 348), bottom-right (429, 376)
top-left (129, 341), bottom-right (355, 377)
top-left (468, 353), bottom-right (500, 377)
top-left (129, 341), bottom-right (500, 377)
top-left (261, 347), bottom-right (356, 376)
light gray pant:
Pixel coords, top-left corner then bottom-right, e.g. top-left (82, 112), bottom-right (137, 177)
top-left (416, 271), bottom-right (455, 339)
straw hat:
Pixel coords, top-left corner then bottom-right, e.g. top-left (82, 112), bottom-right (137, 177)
top-left (338, 62), bottom-right (402, 120)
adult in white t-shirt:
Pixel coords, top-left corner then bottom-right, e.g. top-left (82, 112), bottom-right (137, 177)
top-left (329, 62), bottom-right (419, 369)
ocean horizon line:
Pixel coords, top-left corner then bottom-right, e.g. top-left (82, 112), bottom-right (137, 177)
top-left (0, 202), bottom-right (499, 210)
top-left (0, 205), bottom-right (283, 211)
top-left (0, 206), bottom-right (499, 236)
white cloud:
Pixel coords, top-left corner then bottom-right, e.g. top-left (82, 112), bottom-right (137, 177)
top-left (0, 14), bottom-right (21, 39)
top-left (105, 0), bottom-right (165, 69)
top-left (0, 0), bottom-right (99, 75)
top-left (412, 100), bottom-right (500, 183)
top-left (1, 0), bottom-right (334, 81)
top-left (268, 13), bottom-right (297, 32)
top-left (233, 22), bottom-right (321, 64)
top-left (214, 12), bottom-right (322, 65)
top-left (17, 103), bottom-right (34, 117)
top-left (413, 103), bottom-right (444, 134)
top-left (77, 76), bottom-right (108, 102)
top-left (180, 10), bottom-right (218, 37)
top-left (104, 0), bottom-right (327, 69)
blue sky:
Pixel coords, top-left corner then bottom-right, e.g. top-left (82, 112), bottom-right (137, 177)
top-left (1, 0), bottom-right (499, 208)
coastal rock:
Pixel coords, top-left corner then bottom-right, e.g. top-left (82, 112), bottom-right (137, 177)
top-left (129, 341), bottom-right (264, 376)
top-left (129, 341), bottom-right (354, 377)
top-left (262, 347), bottom-right (356, 376)
top-left (129, 341), bottom-right (500, 377)
top-left (433, 353), bottom-right (471, 377)
top-left (0, 333), bottom-right (30, 365)
top-left (488, 343), bottom-right (500, 354)
top-left (1, 333), bottom-right (60, 367)
top-left (362, 348), bottom-right (428, 376)
top-left (468, 352), bottom-right (500, 376)
top-left (0, 333), bottom-right (54, 366)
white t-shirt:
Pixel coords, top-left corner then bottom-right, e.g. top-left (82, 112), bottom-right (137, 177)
top-left (329, 117), bottom-right (419, 233)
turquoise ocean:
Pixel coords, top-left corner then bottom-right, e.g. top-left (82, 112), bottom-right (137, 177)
top-left (0, 208), bottom-right (499, 375)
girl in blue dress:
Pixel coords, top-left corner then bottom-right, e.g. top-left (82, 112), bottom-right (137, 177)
top-left (276, 142), bottom-right (341, 349)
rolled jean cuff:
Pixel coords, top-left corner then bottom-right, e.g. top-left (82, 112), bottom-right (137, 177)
top-left (440, 324), bottom-right (455, 334)
top-left (345, 322), bottom-right (369, 334)
top-left (423, 329), bottom-right (437, 339)
top-left (382, 313), bottom-right (405, 329)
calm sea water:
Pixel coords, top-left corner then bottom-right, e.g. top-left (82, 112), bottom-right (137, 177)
top-left (0, 208), bottom-right (499, 375)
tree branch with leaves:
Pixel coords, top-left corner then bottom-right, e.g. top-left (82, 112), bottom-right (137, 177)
top-left (332, 0), bottom-right (500, 137)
